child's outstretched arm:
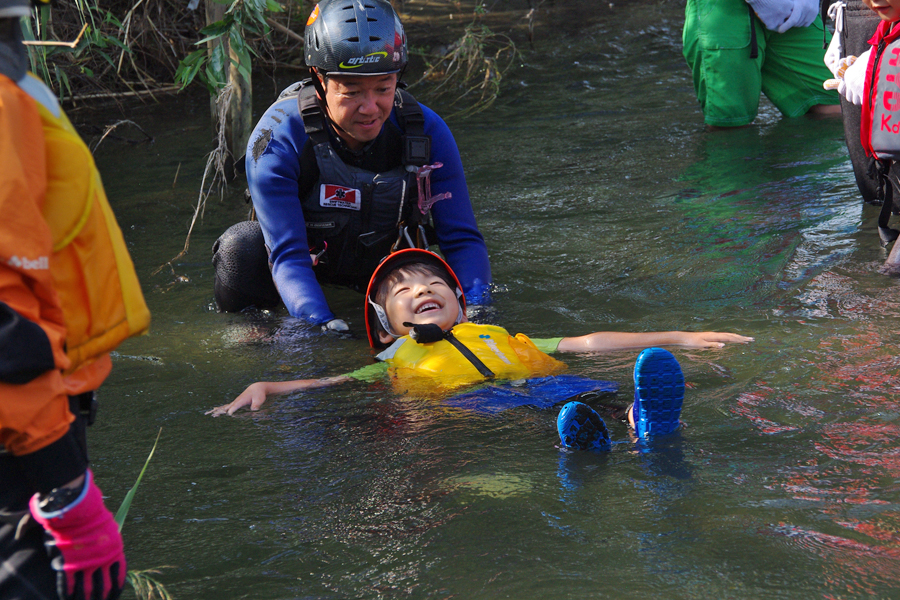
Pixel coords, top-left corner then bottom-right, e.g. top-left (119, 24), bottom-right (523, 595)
top-left (207, 376), bottom-right (353, 416)
top-left (556, 331), bottom-right (752, 353)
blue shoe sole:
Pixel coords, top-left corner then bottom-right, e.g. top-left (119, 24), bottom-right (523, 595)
top-left (633, 348), bottom-right (684, 439)
top-left (557, 401), bottom-right (611, 452)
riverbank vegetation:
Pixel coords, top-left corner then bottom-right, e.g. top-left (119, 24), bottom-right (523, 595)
top-left (23, 0), bottom-right (540, 112)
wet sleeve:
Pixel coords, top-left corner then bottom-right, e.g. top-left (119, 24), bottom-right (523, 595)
top-left (246, 97), bottom-right (336, 324)
top-left (525, 337), bottom-right (564, 354)
top-left (344, 361), bottom-right (388, 382)
top-left (420, 104), bottom-right (492, 304)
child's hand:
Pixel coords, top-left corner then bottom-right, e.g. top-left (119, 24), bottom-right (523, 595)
top-left (206, 376), bottom-right (349, 417)
top-left (677, 332), bottom-right (754, 348)
top-left (207, 382), bottom-right (271, 416)
top-left (831, 50), bottom-right (870, 105)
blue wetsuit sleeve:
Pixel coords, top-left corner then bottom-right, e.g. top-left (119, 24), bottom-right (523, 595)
top-left (419, 104), bottom-right (492, 303)
top-left (245, 95), bottom-right (335, 324)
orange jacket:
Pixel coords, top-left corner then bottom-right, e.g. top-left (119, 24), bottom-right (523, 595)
top-left (0, 73), bottom-right (150, 456)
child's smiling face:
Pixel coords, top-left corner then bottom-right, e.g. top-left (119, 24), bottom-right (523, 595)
top-left (380, 268), bottom-right (464, 344)
top-left (865, 0), bottom-right (900, 21)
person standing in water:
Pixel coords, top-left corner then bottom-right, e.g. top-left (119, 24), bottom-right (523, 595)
top-left (212, 0), bottom-right (491, 331)
top-left (0, 1), bottom-right (151, 597)
top-left (828, 0), bottom-right (900, 268)
top-left (683, 0), bottom-right (841, 129)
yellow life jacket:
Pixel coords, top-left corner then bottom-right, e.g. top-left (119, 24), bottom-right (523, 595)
top-left (377, 322), bottom-right (566, 396)
top-left (26, 75), bottom-right (150, 378)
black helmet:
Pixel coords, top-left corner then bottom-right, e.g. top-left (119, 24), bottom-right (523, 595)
top-left (305, 0), bottom-right (407, 76)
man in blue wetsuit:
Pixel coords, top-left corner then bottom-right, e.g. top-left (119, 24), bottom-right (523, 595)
top-left (212, 0), bottom-right (492, 331)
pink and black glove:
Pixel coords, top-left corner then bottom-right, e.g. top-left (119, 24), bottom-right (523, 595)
top-left (29, 469), bottom-right (126, 600)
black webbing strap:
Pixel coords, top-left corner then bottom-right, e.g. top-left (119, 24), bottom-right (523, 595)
top-left (876, 160), bottom-right (900, 246)
top-left (403, 322), bottom-right (495, 378)
top-left (396, 88), bottom-right (430, 167)
top-left (298, 82), bottom-right (329, 145)
top-left (749, 4), bottom-right (759, 59)
top-left (445, 332), bottom-right (495, 378)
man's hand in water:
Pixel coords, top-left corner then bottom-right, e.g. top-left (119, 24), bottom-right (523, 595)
top-left (323, 319), bottom-right (349, 333)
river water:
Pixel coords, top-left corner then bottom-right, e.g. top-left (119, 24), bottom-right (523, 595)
top-left (81, 0), bottom-right (900, 598)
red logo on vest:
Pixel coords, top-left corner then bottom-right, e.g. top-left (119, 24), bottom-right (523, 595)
top-left (320, 184), bottom-right (362, 211)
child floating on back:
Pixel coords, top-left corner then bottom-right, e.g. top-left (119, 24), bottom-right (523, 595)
top-left (208, 249), bottom-right (752, 450)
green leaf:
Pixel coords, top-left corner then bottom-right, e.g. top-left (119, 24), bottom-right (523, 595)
top-left (198, 16), bottom-right (234, 39)
top-left (54, 64), bottom-right (71, 99)
top-left (175, 52), bottom-right (205, 88)
top-left (228, 28), bottom-right (245, 55)
top-left (102, 11), bottom-right (124, 28)
top-left (114, 428), bottom-right (162, 532)
top-left (266, 0), bottom-right (284, 13)
top-left (236, 62), bottom-right (251, 85)
top-left (209, 43), bottom-right (226, 79)
top-left (96, 50), bottom-right (117, 70)
top-left (105, 37), bottom-right (131, 52)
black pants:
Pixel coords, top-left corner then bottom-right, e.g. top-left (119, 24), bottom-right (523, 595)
top-left (0, 396), bottom-right (89, 600)
top-left (840, 0), bottom-right (900, 206)
top-left (212, 220), bottom-right (281, 312)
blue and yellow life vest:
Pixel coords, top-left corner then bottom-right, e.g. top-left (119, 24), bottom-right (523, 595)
top-left (376, 322), bottom-right (566, 395)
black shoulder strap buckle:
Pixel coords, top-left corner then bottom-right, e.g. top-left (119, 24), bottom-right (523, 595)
top-left (395, 87), bottom-right (431, 167)
top-left (404, 136), bottom-right (431, 167)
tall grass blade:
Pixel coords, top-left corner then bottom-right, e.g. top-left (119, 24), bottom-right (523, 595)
top-left (114, 427), bottom-right (161, 531)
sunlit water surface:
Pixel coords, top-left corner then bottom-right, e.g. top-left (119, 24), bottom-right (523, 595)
top-left (79, 1), bottom-right (900, 598)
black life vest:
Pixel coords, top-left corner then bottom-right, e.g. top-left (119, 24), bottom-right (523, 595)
top-left (295, 80), bottom-right (432, 290)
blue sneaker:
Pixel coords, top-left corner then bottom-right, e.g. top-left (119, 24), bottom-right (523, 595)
top-left (557, 401), bottom-right (611, 451)
top-left (632, 347), bottom-right (684, 440)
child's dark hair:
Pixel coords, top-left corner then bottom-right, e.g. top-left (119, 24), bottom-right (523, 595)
top-left (372, 261), bottom-right (456, 336)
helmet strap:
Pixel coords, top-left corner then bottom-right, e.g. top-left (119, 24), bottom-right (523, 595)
top-left (312, 69), bottom-right (355, 141)
top-left (368, 297), bottom-right (400, 339)
top-left (310, 67), bottom-right (328, 101)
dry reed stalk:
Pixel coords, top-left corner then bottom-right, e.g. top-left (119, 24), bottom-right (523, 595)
top-left (152, 83), bottom-right (232, 275)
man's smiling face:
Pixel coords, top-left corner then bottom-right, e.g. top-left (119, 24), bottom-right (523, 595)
top-left (321, 73), bottom-right (398, 151)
